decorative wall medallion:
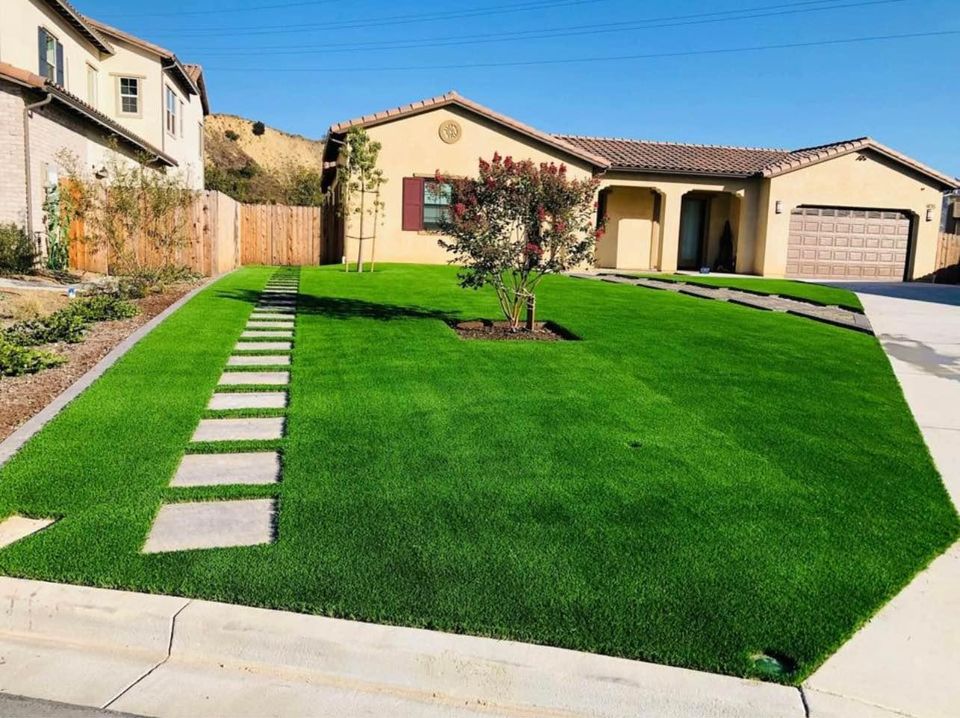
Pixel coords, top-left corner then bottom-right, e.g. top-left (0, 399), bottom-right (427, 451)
top-left (439, 120), bottom-right (462, 144)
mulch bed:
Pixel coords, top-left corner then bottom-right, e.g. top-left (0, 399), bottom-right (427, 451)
top-left (0, 286), bottom-right (194, 443)
top-left (451, 320), bottom-right (576, 342)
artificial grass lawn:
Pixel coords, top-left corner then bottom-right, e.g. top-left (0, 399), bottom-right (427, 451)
top-left (0, 264), bottom-right (956, 684)
top-left (635, 273), bottom-right (864, 311)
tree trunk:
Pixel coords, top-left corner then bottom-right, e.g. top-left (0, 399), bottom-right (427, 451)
top-left (356, 185), bottom-right (365, 273)
top-left (525, 294), bottom-right (536, 331)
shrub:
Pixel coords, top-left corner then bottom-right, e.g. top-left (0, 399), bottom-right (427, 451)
top-left (252, 121), bottom-right (266, 136)
top-left (2, 295), bottom-right (137, 346)
top-left (5, 311), bottom-right (88, 346)
top-left (0, 337), bottom-right (64, 376)
top-left (67, 295), bottom-right (138, 322)
top-left (0, 223), bottom-right (36, 274)
top-left (225, 129), bottom-right (240, 141)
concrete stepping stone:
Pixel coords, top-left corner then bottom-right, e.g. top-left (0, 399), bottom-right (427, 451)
top-left (218, 371), bottom-right (288, 386)
top-left (142, 498), bottom-right (276, 553)
top-left (192, 417), bottom-right (285, 442)
top-left (246, 321), bottom-right (294, 329)
top-left (250, 313), bottom-right (294, 321)
top-left (208, 392), bottom-right (286, 410)
top-left (0, 515), bottom-right (55, 548)
top-left (228, 355), bottom-right (291, 366)
top-left (241, 330), bottom-right (293, 338)
top-left (234, 341), bottom-right (291, 351)
top-left (171, 452), bottom-right (281, 487)
top-left (255, 308), bottom-right (295, 314)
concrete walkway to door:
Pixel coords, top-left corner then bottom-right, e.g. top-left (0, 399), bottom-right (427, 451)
top-left (803, 281), bottom-right (960, 718)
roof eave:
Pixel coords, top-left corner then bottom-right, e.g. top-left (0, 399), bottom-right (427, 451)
top-left (44, 85), bottom-right (177, 167)
top-left (763, 140), bottom-right (959, 190)
top-left (45, 0), bottom-right (114, 54)
top-left (607, 166), bottom-right (754, 179)
top-left (329, 93), bottom-right (611, 170)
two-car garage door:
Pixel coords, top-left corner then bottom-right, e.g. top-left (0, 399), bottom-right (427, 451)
top-left (786, 206), bottom-right (911, 280)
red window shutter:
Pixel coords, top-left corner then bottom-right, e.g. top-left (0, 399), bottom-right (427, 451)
top-left (402, 177), bottom-right (424, 231)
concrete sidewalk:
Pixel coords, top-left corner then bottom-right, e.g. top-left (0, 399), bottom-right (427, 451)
top-left (0, 577), bottom-right (805, 718)
top-left (805, 282), bottom-right (960, 718)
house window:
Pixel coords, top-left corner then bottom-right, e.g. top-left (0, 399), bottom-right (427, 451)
top-left (86, 64), bottom-right (98, 106)
top-left (38, 28), bottom-right (63, 85)
top-left (165, 86), bottom-right (178, 136)
top-left (118, 77), bottom-right (140, 115)
top-left (178, 99), bottom-right (185, 137)
top-left (401, 177), bottom-right (453, 231)
top-left (422, 180), bottom-right (452, 230)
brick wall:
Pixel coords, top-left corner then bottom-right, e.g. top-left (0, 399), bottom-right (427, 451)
top-left (0, 84), bottom-right (27, 227)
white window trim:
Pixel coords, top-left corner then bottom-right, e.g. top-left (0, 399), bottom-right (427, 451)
top-left (85, 63), bottom-right (98, 106)
top-left (40, 26), bottom-right (62, 84)
top-left (115, 74), bottom-right (143, 118)
top-left (164, 85), bottom-right (179, 138)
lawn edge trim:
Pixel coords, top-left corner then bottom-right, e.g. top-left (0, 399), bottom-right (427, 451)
top-left (0, 272), bottom-right (230, 469)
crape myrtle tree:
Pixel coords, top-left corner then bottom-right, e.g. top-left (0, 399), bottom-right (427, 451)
top-left (437, 153), bottom-right (603, 330)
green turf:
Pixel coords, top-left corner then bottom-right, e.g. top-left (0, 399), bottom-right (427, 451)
top-left (634, 273), bottom-right (864, 311)
top-left (0, 264), bottom-right (955, 684)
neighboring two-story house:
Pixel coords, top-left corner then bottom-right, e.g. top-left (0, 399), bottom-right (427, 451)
top-left (0, 0), bottom-right (208, 244)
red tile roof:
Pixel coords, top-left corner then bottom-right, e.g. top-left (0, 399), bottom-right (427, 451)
top-left (0, 61), bottom-right (176, 167)
top-left (42, 0), bottom-right (113, 54)
top-left (761, 137), bottom-right (957, 188)
top-left (328, 91), bottom-right (958, 189)
top-left (555, 135), bottom-right (790, 177)
top-left (329, 91), bottom-right (611, 169)
top-left (556, 134), bottom-right (958, 188)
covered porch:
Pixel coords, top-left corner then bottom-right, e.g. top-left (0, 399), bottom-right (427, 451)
top-left (595, 178), bottom-right (758, 273)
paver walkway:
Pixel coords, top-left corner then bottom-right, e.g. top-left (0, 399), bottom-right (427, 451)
top-left (803, 281), bottom-right (960, 718)
top-left (568, 272), bottom-right (872, 333)
top-left (142, 269), bottom-right (300, 553)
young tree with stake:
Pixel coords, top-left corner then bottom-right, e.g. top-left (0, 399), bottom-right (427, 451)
top-left (341, 127), bottom-right (386, 272)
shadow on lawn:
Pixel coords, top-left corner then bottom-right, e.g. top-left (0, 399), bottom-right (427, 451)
top-left (216, 288), bottom-right (459, 323)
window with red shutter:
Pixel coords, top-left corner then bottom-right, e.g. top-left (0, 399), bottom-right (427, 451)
top-left (402, 177), bottom-right (424, 231)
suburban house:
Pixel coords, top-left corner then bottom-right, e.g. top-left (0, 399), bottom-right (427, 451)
top-left (0, 0), bottom-right (208, 246)
top-left (322, 92), bottom-right (958, 281)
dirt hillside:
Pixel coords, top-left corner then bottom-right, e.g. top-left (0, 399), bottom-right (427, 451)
top-left (205, 114), bottom-right (325, 173)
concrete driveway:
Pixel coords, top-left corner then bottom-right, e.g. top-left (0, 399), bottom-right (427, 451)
top-left (804, 281), bottom-right (960, 718)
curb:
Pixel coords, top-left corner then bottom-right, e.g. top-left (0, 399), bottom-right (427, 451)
top-left (0, 577), bottom-right (805, 718)
top-left (0, 274), bottom-right (227, 468)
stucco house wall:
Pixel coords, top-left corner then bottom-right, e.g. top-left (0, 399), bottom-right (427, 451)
top-left (758, 150), bottom-right (945, 278)
top-left (348, 106), bottom-right (594, 266)
top-left (325, 93), bottom-right (957, 281)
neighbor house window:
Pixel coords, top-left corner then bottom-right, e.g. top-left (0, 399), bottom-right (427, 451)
top-left (86, 64), bottom-right (98, 105)
top-left (178, 99), bottom-right (185, 137)
top-left (165, 86), bottom-right (178, 136)
top-left (401, 177), bottom-right (452, 231)
top-left (118, 77), bottom-right (140, 115)
top-left (38, 28), bottom-right (64, 85)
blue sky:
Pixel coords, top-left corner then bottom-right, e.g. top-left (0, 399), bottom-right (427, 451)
top-left (81, 0), bottom-right (959, 176)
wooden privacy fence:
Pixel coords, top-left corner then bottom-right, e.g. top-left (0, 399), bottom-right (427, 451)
top-left (932, 233), bottom-right (960, 284)
top-left (240, 204), bottom-right (321, 266)
top-left (68, 191), bottom-right (320, 276)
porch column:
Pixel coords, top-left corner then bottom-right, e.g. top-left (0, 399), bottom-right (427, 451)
top-left (658, 191), bottom-right (683, 272)
top-left (734, 189), bottom-right (759, 273)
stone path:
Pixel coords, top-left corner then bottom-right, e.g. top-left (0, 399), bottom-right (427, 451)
top-left (0, 515), bottom-right (56, 549)
top-left (143, 269), bottom-right (300, 554)
top-left (568, 272), bottom-right (873, 333)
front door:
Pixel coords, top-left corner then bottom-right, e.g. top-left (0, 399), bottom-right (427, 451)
top-left (678, 197), bottom-right (708, 270)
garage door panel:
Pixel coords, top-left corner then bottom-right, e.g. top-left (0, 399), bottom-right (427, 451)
top-left (787, 207), bottom-right (909, 280)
